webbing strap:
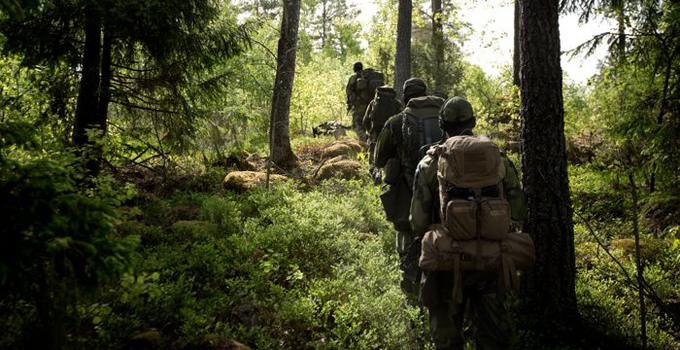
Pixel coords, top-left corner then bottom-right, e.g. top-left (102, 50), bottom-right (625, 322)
top-left (501, 253), bottom-right (519, 293)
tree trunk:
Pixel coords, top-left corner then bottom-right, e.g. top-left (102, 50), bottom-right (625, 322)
top-left (321, 0), bottom-right (327, 48)
top-left (97, 29), bottom-right (113, 135)
top-left (513, 0), bottom-right (520, 86)
top-left (431, 0), bottom-right (444, 91)
top-left (73, 3), bottom-right (103, 177)
top-left (394, 0), bottom-right (412, 99)
top-left (269, 0), bottom-right (300, 169)
top-left (519, 0), bottom-right (579, 340)
top-left (614, 0), bottom-right (626, 64)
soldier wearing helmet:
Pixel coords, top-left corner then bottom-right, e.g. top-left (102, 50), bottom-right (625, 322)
top-left (346, 62), bottom-right (369, 142)
top-left (410, 96), bottom-right (526, 350)
top-left (373, 78), bottom-right (445, 305)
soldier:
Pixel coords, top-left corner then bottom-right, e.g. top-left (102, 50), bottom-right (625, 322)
top-left (410, 96), bottom-right (526, 350)
top-left (345, 62), bottom-right (366, 142)
top-left (362, 85), bottom-right (403, 183)
top-left (374, 78), bottom-right (445, 304)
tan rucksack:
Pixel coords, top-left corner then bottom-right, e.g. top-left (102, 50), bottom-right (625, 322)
top-left (436, 135), bottom-right (510, 240)
top-left (419, 225), bottom-right (535, 303)
top-left (419, 136), bottom-right (534, 303)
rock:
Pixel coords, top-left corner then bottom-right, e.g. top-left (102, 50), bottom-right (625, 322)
top-left (223, 171), bottom-right (288, 192)
top-left (314, 158), bottom-right (363, 181)
top-left (321, 140), bottom-right (364, 159)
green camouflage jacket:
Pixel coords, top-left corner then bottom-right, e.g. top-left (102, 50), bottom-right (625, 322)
top-left (409, 137), bottom-right (527, 236)
top-left (362, 96), bottom-right (404, 141)
top-left (346, 73), bottom-right (359, 109)
top-left (373, 113), bottom-right (403, 169)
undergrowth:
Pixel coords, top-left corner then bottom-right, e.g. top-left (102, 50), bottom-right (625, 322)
top-left (88, 178), bottom-right (426, 349)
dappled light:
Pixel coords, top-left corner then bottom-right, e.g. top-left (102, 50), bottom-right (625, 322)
top-left (0, 0), bottom-right (679, 349)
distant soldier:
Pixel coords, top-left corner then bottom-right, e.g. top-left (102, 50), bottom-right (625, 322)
top-left (346, 61), bottom-right (385, 142)
top-left (362, 85), bottom-right (403, 183)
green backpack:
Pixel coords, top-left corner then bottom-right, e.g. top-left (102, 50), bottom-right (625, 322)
top-left (367, 86), bottom-right (402, 135)
top-left (401, 95), bottom-right (446, 186)
top-left (356, 68), bottom-right (385, 104)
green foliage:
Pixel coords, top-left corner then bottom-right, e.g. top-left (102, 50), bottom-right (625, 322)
top-left (0, 157), bottom-right (139, 288)
top-left (2, 0), bottom-right (680, 348)
top-left (362, 0), bottom-right (398, 76)
top-left (563, 82), bottom-right (593, 137)
top-left (570, 165), bottom-right (631, 242)
top-left (410, 0), bottom-right (467, 94)
top-left (84, 179), bottom-right (420, 349)
top-left (0, 154), bottom-right (139, 348)
top-left (291, 55), bottom-right (352, 135)
top-left (0, 54), bottom-right (73, 157)
top-left (300, 0), bottom-right (362, 60)
top-left (456, 64), bottom-right (520, 140)
top-left (0, 0), bottom-right (253, 174)
top-left (574, 240), bottom-right (680, 349)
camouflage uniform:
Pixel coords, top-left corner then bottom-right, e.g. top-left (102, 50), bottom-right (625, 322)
top-left (374, 112), bottom-right (411, 234)
top-left (410, 97), bottom-right (526, 350)
top-left (346, 71), bottom-right (369, 142)
top-left (362, 87), bottom-right (403, 174)
top-left (373, 80), bottom-right (439, 304)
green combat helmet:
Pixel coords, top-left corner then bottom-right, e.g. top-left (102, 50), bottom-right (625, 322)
top-left (439, 96), bottom-right (474, 124)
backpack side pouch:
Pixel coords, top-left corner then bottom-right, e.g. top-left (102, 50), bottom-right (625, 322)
top-left (478, 198), bottom-right (511, 240)
top-left (443, 199), bottom-right (477, 240)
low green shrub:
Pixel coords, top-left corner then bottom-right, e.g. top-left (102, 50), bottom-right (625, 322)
top-left (0, 158), bottom-right (139, 349)
top-left (574, 238), bottom-right (680, 349)
top-left (87, 177), bottom-right (421, 349)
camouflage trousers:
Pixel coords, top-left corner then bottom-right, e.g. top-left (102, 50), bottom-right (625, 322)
top-left (367, 141), bottom-right (382, 185)
top-left (422, 271), bottom-right (512, 350)
top-left (351, 103), bottom-right (368, 142)
top-left (397, 227), bottom-right (421, 306)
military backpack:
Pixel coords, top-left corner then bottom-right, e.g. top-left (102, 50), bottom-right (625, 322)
top-left (437, 135), bottom-right (510, 240)
top-left (418, 135), bottom-right (535, 304)
top-left (356, 68), bottom-right (385, 104)
top-left (400, 95), bottom-right (445, 187)
top-left (367, 86), bottom-right (402, 136)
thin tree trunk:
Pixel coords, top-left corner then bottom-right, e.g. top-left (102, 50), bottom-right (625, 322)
top-left (519, 0), bottom-right (579, 340)
top-left (614, 0), bottom-right (626, 63)
top-left (513, 0), bottom-right (520, 86)
top-left (269, 0), bottom-right (299, 170)
top-left (431, 0), bottom-right (444, 91)
top-left (628, 173), bottom-right (647, 349)
top-left (97, 29), bottom-right (113, 135)
top-left (394, 0), bottom-right (412, 99)
top-left (649, 51), bottom-right (674, 195)
top-left (321, 0), bottom-right (327, 48)
top-left (73, 3), bottom-right (103, 177)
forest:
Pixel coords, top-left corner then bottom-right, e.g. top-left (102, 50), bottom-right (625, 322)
top-left (0, 0), bottom-right (679, 349)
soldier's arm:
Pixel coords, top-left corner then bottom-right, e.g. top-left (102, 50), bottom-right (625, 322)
top-left (502, 156), bottom-right (527, 225)
top-left (410, 155), bottom-right (437, 236)
top-left (373, 117), bottom-right (398, 168)
top-left (346, 75), bottom-right (356, 109)
top-left (362, 101), bottom-right (374, 132)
